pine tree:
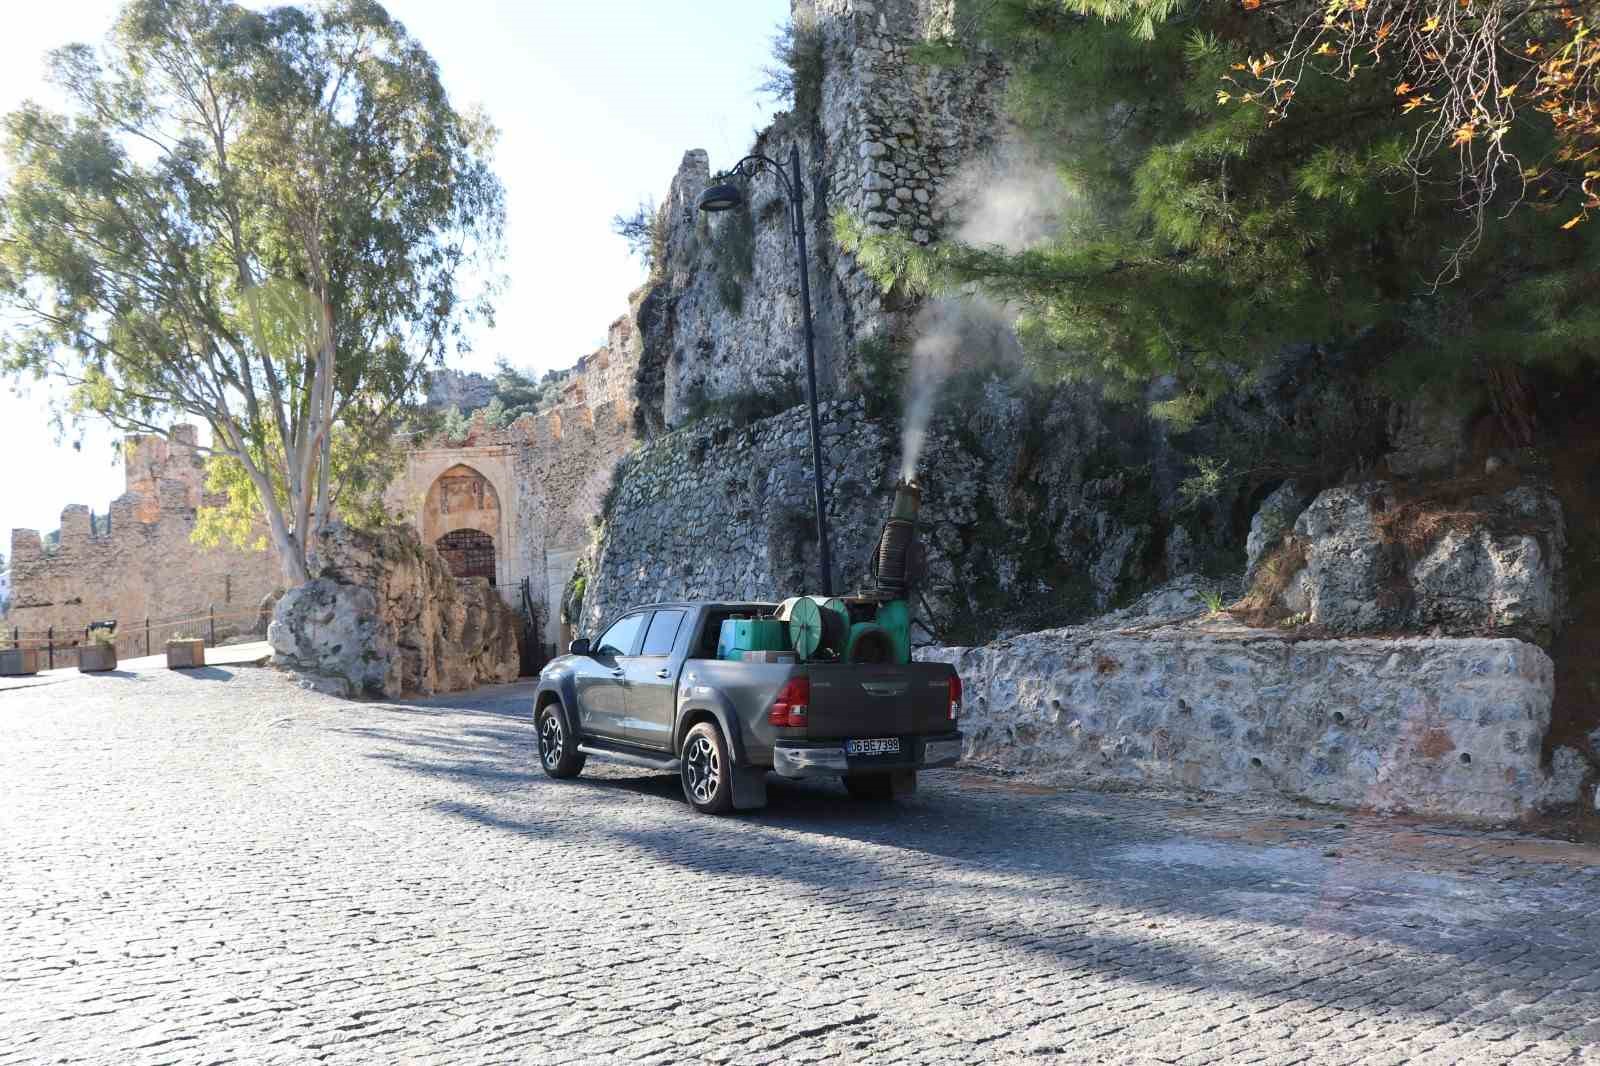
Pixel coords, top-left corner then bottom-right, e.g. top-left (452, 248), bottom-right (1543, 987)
top-left (841, 0), bottom-right (1600, 425)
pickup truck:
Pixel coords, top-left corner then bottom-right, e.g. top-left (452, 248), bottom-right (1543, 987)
top-left (532, 601), bottom-right (963, 814)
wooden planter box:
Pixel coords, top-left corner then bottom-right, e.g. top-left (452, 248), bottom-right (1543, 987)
top-left (77, 643), bottom-right (118, 673)
top-left (0, 648), bottom-right (40, 676)
top-left (166, 639), bottom-right (205, 670)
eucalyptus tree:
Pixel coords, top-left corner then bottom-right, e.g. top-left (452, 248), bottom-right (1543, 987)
top-left (0, 0), bottom-right (505, 583)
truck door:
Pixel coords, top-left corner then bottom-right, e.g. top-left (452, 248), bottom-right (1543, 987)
top-left (575, 611), bottom-right (646, 740)
top-left (624, 608), bottom-right (687, 750)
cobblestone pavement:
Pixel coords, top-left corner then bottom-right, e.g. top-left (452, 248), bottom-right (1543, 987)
top-left (4, 666), bottom-right (1600, 1065)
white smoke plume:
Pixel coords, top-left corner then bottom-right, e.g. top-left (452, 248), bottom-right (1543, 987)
top-left (896, 140), bottom-right (1070, 480)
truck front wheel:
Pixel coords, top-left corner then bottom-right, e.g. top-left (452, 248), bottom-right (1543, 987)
top-left (681, 721), bottom-right (735, 815)
top-left (843, 770), bottom-right (917, 801)
top-left (536, 702), bottom-right (586, 780)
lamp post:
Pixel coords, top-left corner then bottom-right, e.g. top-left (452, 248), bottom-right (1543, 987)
top-left (698, 143), bottom-right (834, 596)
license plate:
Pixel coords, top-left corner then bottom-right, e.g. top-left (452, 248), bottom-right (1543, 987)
top-left (845, 737), bottom-right (901, 757)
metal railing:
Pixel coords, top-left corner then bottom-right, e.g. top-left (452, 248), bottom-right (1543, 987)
top-left (4, 605), bottom-right (263, 668)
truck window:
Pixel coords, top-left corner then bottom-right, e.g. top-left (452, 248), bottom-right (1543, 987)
top-left (640, 610), bottom-right (685, 657)
top-left (596, 613), bottom-right (646, 657)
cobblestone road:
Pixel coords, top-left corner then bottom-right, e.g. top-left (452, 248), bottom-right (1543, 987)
top-left (4, 665), bottom-right (1600, 1065)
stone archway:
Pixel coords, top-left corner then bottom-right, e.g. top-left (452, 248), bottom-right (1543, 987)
top-left (423, 464), bottom-right (504, 584)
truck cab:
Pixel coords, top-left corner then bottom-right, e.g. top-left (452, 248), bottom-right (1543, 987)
top-left (533, 601), bottom-right (963, 815)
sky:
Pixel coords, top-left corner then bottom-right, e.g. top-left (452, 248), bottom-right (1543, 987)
top-left (0, 0), bottom-right (788, 545)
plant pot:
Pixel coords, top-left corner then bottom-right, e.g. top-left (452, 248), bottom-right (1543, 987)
top-left (0, 648), bottom-right (40, 676)
top-left (166, 639), bottom-right (205, 670)
top-left (78, 643), bottom-right (118, 673)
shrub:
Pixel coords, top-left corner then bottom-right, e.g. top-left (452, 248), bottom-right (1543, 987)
top-left (679, 374), bottom-right (805, 428)
top-left (758, 11), bottom-right (826, 117)
top-left (611, 198), bottom-right (669, 276)
top-left (850, 334), bottom-right (908, 421)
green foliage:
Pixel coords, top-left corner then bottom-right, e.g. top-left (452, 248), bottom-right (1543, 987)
top-left (1179, 456), bottom-right (1231, 509)
top-left (908, 39), bottom-right (968, 67)
top-left (678, 373), bottom-right (805, 428)
top-left (850, 334), bottom-right (909, 420)
top-left (838, 0), bottom-right (1600, 424)
top-left (612, 198), bottom-right (669, 276)
top-left (759, 10), bottom-right (826, 116)
top-left (707, 195), bottom-right (756, 315)
top-left (0, 0), bottom-right (505, 582)
top-left (440, 406), bottom-right (472, 443)
top-left (193, 420), bottom-right (403, 551)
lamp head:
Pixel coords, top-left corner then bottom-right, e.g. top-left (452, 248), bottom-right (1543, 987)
top-left (696, 182), bottom-right (744, 213)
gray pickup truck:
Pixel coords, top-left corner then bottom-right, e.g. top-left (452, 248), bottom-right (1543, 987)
top-left (532, 601), bottom-right (963, 814)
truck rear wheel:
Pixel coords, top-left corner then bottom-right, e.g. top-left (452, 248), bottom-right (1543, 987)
top-left (843, 770), bottom-right (916, 801)
top-left (536, 702), bottom-right (585, 779)
top-left (681, 721), bottom-right (734, 815)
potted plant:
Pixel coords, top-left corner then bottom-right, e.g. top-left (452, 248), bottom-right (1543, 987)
top-left (0, 640), bottom-right (39, 676)
top-left (78, 631), bottom-right (118, 673)
top-left (166, 632), bottom-right (205, 670)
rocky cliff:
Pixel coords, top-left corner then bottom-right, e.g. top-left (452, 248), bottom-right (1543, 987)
top-left (269, 523), bottom-right (520, 698)
top-left (561, 0), bottom-right (1597, 820)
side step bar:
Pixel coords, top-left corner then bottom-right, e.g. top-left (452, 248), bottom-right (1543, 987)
top-left (578, 740), bottom-right (680, 773)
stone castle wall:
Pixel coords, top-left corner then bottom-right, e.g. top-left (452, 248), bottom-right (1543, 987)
top-left (390, 316), bottom-right (642, 649)
top-left (7, 426), bottom-right (282, 645)
top-left (630, 0), bottom-right (1008, 434)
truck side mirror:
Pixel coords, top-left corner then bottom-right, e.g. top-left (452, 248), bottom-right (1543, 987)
top-left (568, 637), bottom-right (592, 657)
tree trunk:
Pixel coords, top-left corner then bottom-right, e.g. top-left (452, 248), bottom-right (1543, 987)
top-left (1487, 362), bottom-right (1537, 449)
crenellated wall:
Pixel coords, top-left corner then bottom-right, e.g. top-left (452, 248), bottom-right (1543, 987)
top-left (389, 315), bottom-right (643, 649)
top-left (7, 426), bottom-right (283, 641)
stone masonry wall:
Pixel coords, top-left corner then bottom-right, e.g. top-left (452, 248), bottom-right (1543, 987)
top-left (581, 380), bottom-right (1173, 639)
top-left (631, 0), bottom-right (1008, 434)
top-left (392, 314), bottom-right (642, 649)
top-left (921, 614), bottom-right (1587, 822)
top-left (7, 426), bottom-right (282, 644)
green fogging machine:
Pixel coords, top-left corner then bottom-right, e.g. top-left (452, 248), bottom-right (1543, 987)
top-left (718, 479), bottom-right (923, 665)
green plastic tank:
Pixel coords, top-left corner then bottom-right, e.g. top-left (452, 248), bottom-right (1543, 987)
top-left (845, 622), bottom-right (895, 664)
top-left (874, 599), bottom-right (911, 665)
top-left (717, 618), bottom-right (789, 661)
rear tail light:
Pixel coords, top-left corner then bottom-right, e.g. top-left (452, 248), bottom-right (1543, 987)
top-left (768, 677), bottom-right (810, 728)
top-left (948, 674), bottom-right (962, 720)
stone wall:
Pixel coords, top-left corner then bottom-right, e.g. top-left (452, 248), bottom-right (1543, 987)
top-left (390, 315), bottom-right (642, 650)
top-left (581, 379), bottom-right (1186, 638)
top-left (268, 523), bottom-right (519, 698)
top-left (7, 426), bottom-right (282, 643)
top-left (629, 0), bottom-right (1008, 434)
top-left (920, 601), bottom-right (1588, 822)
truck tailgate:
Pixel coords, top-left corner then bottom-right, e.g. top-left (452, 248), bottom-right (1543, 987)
top-left (805, 662), bottom-right (954, 738)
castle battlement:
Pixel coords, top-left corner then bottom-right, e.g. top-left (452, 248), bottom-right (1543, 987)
top-left (6, 424), bottom-right (281, 637)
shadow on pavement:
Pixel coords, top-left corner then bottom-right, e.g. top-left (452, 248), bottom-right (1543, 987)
top-left (333, 681), bottom-right (1600, 1041)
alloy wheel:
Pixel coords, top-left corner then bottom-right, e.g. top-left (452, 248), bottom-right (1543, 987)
top-left (683, 734), bottom-right (721, 804)
top-left (539, 712), bottom-right (564, 770)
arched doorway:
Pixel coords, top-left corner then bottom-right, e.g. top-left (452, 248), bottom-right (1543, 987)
top-left (422, 463), bottom-right (503, 584)
top-left (436, 528), bottom-right (496, 581)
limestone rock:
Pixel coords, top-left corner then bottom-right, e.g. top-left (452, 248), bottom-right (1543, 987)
top-left (270, 523), bottom-right (520, 699)
top-left (1282, 481), bottom-right (1564, 641)
top-left (1244, 480), bottom-right (1308, 584)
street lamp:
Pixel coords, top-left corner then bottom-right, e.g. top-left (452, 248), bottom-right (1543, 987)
top-left (698, 143), bottom-right (834, 596)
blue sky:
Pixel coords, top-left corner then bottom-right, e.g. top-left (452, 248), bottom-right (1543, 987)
top-left (0, 0), bottom-right (787, 542)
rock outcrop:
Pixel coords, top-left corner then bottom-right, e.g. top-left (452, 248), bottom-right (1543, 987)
top-left (269, 523), bottom-right (520, 698)
top-left (922, 593), bottom-right (1587, 821)
top-left (1267, 481), bottom-right (1565, 642)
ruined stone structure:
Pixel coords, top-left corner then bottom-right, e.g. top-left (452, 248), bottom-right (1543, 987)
top-left (269, 522), bottom-right (520, 698)
top-left (6, 426), bottom-right (283, 643)
top-left (631, 0), bottom-right (1008, 433)
top-left (388, 316), bottom-right (640, 651)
